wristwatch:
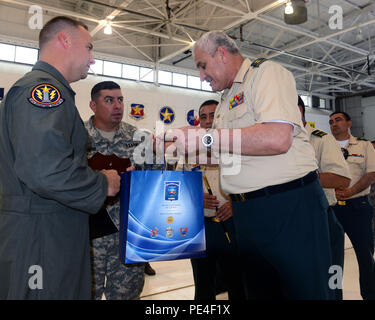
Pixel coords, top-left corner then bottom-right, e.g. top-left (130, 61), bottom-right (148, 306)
top-left (202, 129), bottom-right (214, 151)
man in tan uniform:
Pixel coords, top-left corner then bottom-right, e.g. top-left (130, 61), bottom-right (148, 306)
top-left (166, 31), bottom-right (334, 299)
top-left (329, 111), bottom-right (375, 300)
top-left (298, 97), bottom-right (351, 299)
top-left (189, 100), bottom-right (244, 300)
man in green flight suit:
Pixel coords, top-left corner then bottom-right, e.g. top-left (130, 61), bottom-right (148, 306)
top-left (0, 16), bottom-right (120, 299)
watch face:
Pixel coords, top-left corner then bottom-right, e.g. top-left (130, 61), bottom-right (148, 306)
top-left (202, 133), bottom-right (213, 147)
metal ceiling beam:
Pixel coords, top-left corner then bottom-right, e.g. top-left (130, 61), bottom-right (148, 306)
top-left (157, 0), bottom-right (285, 62)
top-left (0, 0), bottom-right (99, 23)
top-left (112, 28), bottom-right (153, 61)
top-left (0, 0), bottom-right (193, 45)
top-left (258, 15), bottom-right (369, 58)
top-left (222, 0), bottom-right (286, 32)
top-left (203, 0), bottom-right (245, 15)
top-left (90, 0), bottom-right (133, 36)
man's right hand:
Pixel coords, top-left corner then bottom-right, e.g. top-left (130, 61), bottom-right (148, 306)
top-left (203, 193), bottom-right (220, 210)
top-left (101, 169), bottom-right (121, 196)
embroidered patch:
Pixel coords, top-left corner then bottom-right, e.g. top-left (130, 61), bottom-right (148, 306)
top-left (229, 92), bottom-right (244, 110)
top-left (28, 84), bottom-right (64, 108)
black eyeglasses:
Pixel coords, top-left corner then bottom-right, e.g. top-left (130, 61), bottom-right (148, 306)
top-left (341, 148), bottom-right (349, 160)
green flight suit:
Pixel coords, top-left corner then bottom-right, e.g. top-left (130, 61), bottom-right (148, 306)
top-left (0, 61), bottom-right (107, 299)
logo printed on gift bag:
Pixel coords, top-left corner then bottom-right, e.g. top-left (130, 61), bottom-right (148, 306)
top-left (164, 182), bottom-right (180, 201)
top-left (166, 227), bottom-right (174, 238)
top-left (150, 227), bottom-right (159, 238)
top-left (180, 227), bottom-right (188, 237)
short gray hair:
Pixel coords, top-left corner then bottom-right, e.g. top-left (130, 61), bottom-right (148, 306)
top-left (193, 31), bottom-right (240, 57)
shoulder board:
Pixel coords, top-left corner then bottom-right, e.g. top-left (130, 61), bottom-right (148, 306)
top-left (357, 137), bottom-right (368, 141)
top-left (312, 129), bottom-right (327, 138)
top-left (251, 58), bottom-right (267, 68)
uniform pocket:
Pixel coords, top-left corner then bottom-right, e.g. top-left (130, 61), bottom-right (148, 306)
top-left (227, 105), bottom-right (252, 128)
top-left (347, 155), bottom-right (365, 169)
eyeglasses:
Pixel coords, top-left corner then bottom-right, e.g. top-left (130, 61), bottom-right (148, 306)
top-left (341, 148), bottom-right (349, 160)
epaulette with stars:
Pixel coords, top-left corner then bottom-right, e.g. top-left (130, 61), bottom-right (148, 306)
top-left (311, 129), bottom-right (328, 138)
top-left (251, 58), bottom-right (267, 68)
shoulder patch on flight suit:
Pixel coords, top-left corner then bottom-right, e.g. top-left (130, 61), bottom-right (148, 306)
top-left (311, 129), bottom-right (327, 138)
top-left (251, 58), bottom-right (267, 68)
top-left (28, 83), bottom-right (65, 108)
top-left (357, 137), bottom-right (368, 141)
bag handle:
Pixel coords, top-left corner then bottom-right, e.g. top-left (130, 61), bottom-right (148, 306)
top-left (162, 133), bottom-right (184, 173)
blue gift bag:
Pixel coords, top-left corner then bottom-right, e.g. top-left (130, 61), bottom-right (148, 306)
top-left (119, 170), bottom-right (206, 263)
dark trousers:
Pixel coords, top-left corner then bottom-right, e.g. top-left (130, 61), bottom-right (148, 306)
top-left (190, 217), bottom-right (245, 300)
top-left (232, 179), bottom-right (333, 300)
top-left (333, 196), bottom-right (375, 300)
top-left (327, 206), bottom-right (345, 300)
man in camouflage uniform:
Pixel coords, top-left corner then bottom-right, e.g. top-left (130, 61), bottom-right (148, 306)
top-left (85, 81), bottom-right (145, 300)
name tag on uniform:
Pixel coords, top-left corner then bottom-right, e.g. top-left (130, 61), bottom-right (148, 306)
top-left (229, 92), bottom-right (244, 110)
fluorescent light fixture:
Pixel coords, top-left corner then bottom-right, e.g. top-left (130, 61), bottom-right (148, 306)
top-left (284, 0), bottom-right (307, 25)
top-left (356, 29), bottom-right (363, 41)
top-left (285, 2), bottom-right (294, 14)
top-left (104, 21), bottom-right (112, 35)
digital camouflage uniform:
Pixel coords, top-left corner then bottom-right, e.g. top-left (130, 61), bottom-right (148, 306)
top-left (85, 116), bottom-right (145, 300)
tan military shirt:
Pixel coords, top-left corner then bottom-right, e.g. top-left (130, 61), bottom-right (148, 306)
top-left (305, 125), bottom-right (351, 206)
top-left (341, 135), bottom-right (375, 199)
top-left (176, 161), bottom-right (229, 218)
top-left (202, 165), bottom-right (230, 218)
top-left (212, 58), bottom-right (317, 194)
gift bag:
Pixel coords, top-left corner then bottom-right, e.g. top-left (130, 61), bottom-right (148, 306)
top-left (119, 169), bottom-right (206, 263)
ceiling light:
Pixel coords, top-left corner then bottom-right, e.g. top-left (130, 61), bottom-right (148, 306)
top-left (356, 29), bottom-right (363, 41)
top-left (285, 2), bottom-right (294, 15)
top-left (104, 21), bottom-right (112, 35)
top-left (284, 0), bottom-right (307, 25)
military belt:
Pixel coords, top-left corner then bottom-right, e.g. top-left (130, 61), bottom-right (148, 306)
top-left (204, 216), bottom-right (221, 223)
top-left (336, 195), bottom-right (369, 206)
top-left (230, 171), bottom-right (318, 202)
